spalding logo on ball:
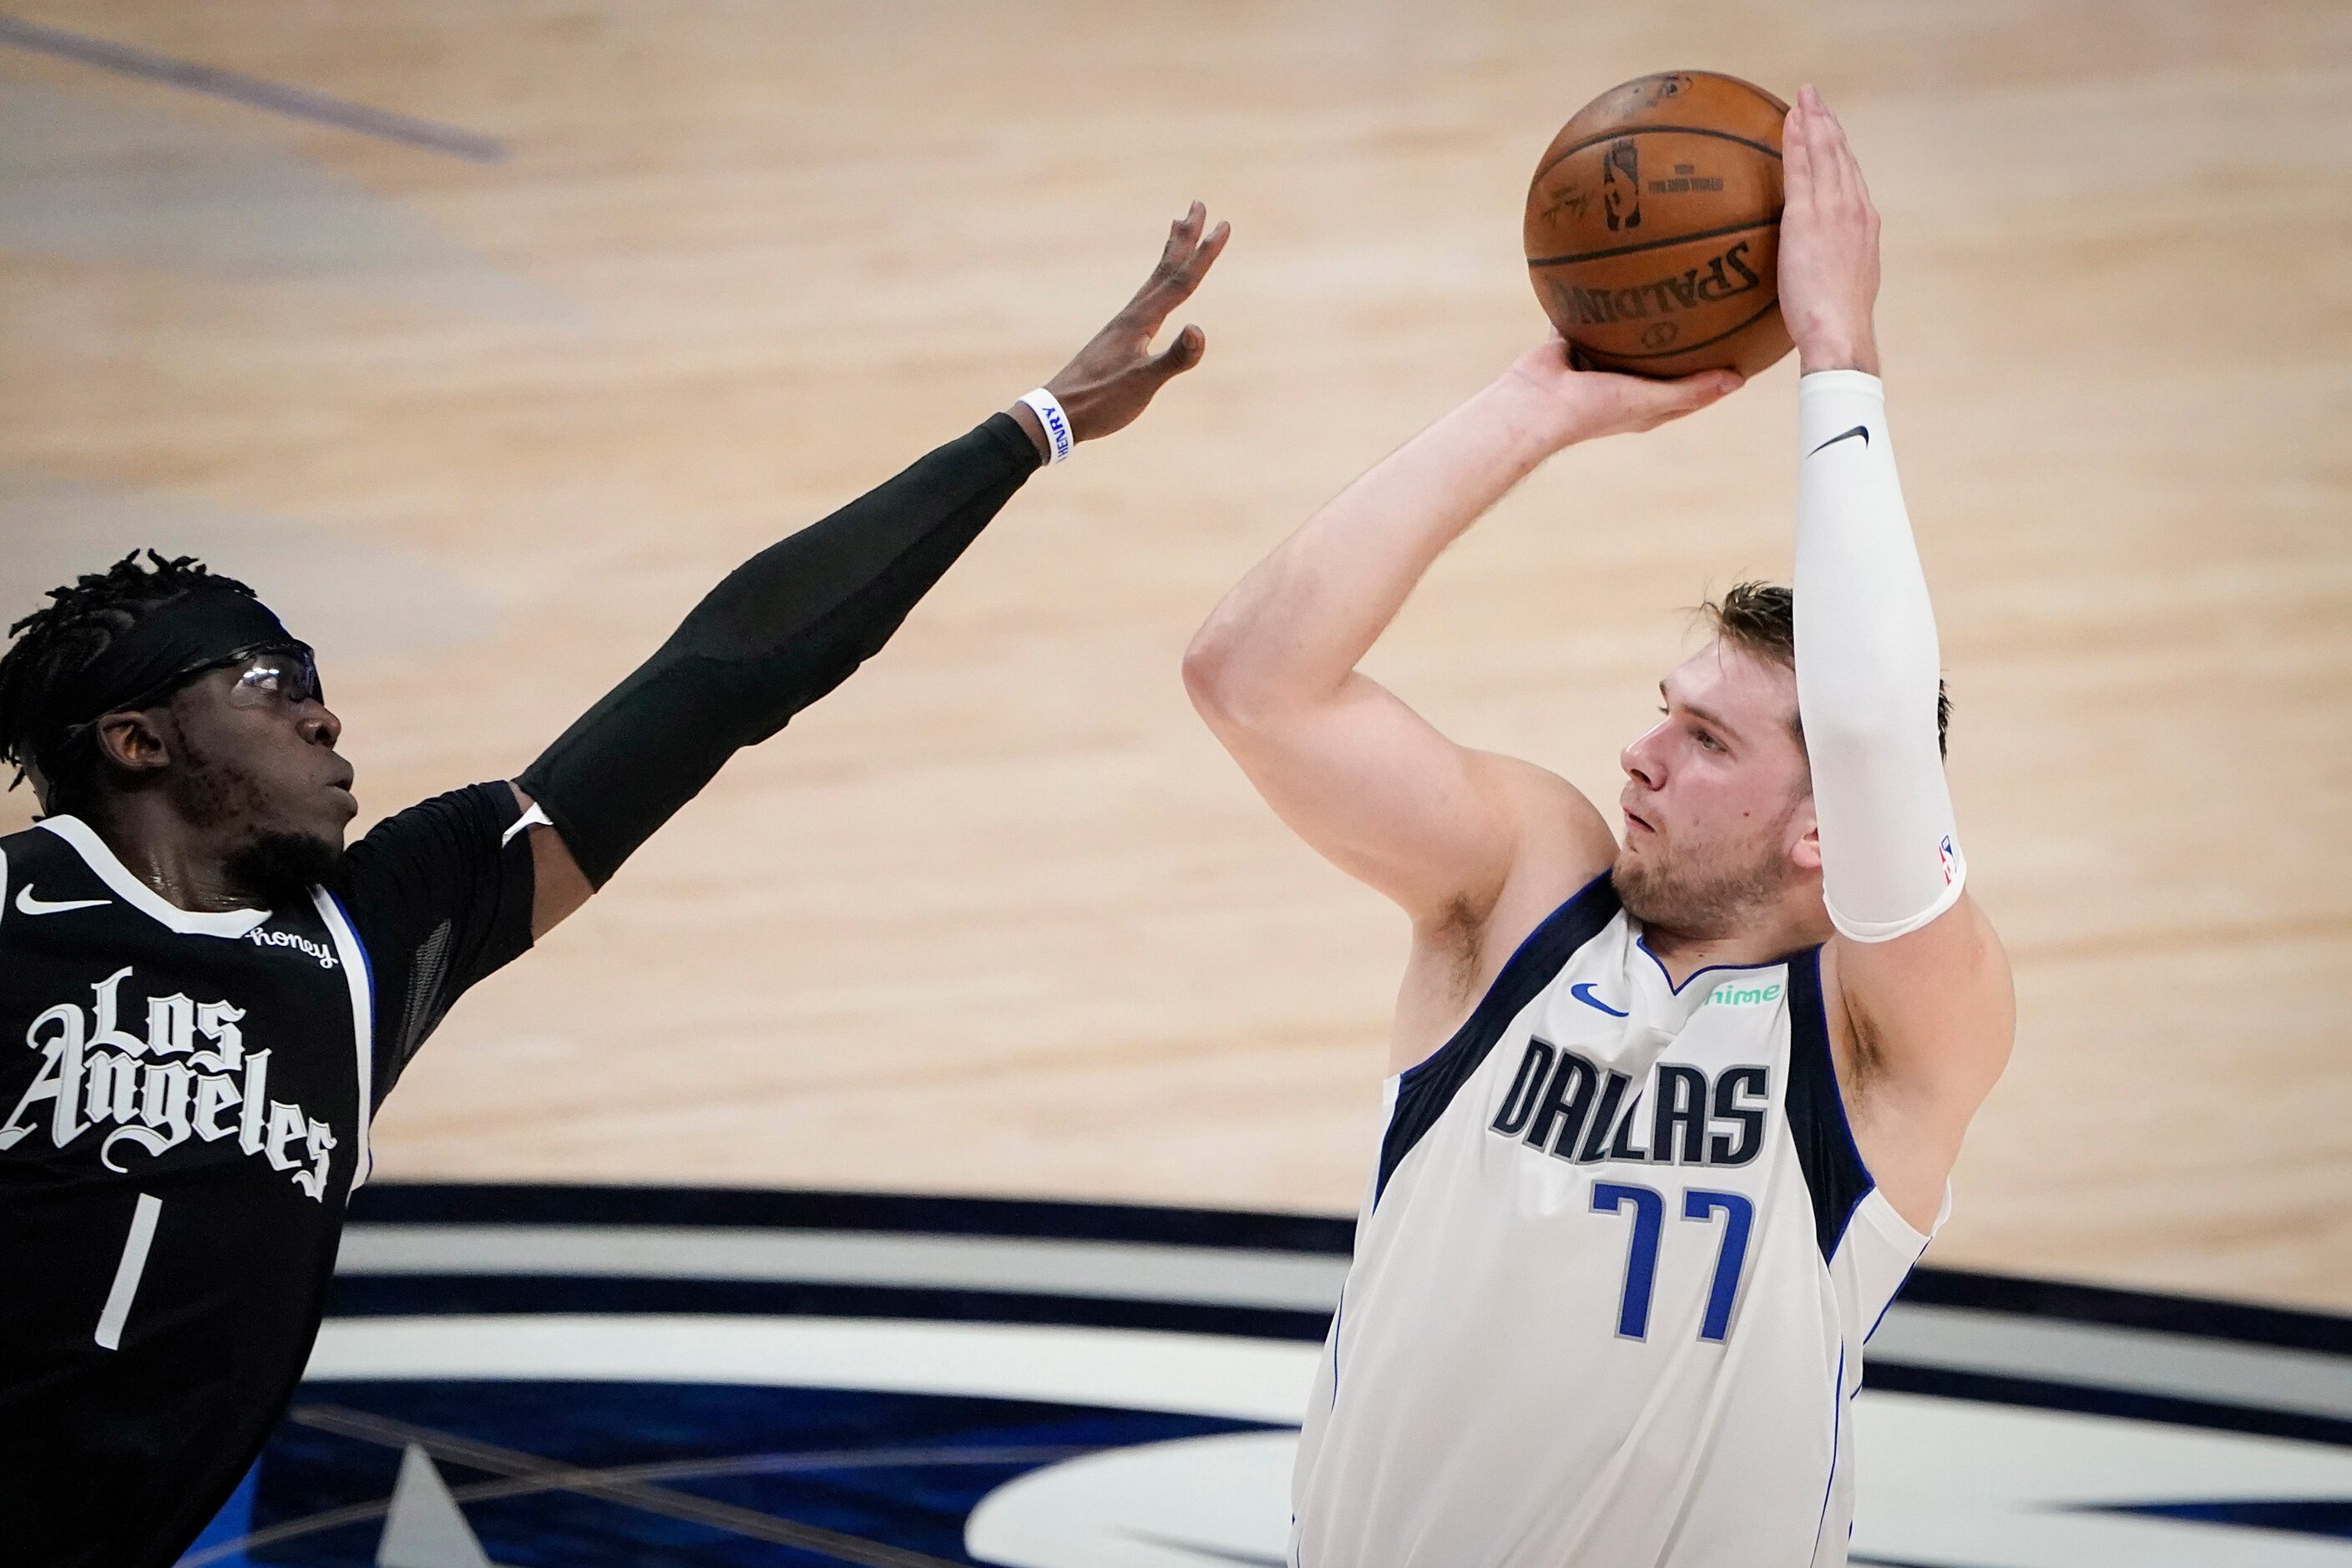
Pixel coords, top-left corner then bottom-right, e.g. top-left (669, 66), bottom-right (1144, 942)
top-left (1525, 71), bottom-right (1795, 379)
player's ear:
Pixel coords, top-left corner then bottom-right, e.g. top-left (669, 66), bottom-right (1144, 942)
top-left (92, 710), bottom-right (174, 776)
top-left (1788, 797), bottom-right (1821, 873)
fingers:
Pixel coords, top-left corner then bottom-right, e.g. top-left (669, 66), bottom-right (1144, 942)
top-left (1131, 203), bottom-right (1230, 324)
top-left (1627, 367), bottom-right (1743, 429)
top-left (1782, 97), bottom-right (1812, 205)
top-left (1796, 86), bottom-right (1874, 219)
top-left (1660, 368), bottom-right (1743, 413)
top-left (1805, 88), bottom-right (1856, 209)
top-left (1146, 322), bottom-right (1207, 381)
top-left (1149, 200), bottom-right (1206, 285)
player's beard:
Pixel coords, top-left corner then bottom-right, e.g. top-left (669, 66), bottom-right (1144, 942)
top-left (180, 735), bottom-right (342, 903)
top-left (1612, 810), bottom-right (1798, 939)
top-left (222, 832), bottom-right (341, 903)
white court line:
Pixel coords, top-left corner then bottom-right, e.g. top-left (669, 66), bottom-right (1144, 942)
top-left (336, 1223), bottom-right (2352, 1425)
top-left (308, 1315), bottom-right (1322, 1425)
top-left (337, 1224), bottom-right (1351, 1313)
top-left (1872, 1302), bottom-right (2352, 1424)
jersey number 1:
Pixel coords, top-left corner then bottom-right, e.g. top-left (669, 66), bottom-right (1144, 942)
top-left (96, 1193), bottom-right (162, 1351)
top-left (1591, 1181), bottom-right (1753, 1343)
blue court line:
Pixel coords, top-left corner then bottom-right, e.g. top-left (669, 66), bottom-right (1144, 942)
top-left (0, 13), bottom-right (505, 163)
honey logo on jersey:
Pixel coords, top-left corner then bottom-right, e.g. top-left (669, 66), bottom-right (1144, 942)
top-left (248, 927), bottom-right (338, 969)
top-left (0, 964), bottom-right (337, 1201)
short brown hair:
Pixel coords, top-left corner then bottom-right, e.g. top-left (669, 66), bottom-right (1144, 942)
top-left (1699, 580), bottom-right (1950, 759)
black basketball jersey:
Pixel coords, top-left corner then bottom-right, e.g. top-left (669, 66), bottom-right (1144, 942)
top-left (0, 784), bottom-right (535, 1568)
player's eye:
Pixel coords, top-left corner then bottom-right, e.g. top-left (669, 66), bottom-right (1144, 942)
top-left (1695, 730), bottom-right (1724, 752)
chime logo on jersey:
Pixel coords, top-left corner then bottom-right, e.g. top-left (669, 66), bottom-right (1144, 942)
top-left (1488, 1037), bottom-right (1768, 1168)
top-left (0, 964), bottom-right (337, 1200)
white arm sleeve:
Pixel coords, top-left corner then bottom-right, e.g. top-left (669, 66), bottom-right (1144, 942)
top-left (1794, 370), bottom-right (1965, 943)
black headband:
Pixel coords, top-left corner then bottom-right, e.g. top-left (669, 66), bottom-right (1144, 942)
top-left (23, 585), bottom-right (298, 761)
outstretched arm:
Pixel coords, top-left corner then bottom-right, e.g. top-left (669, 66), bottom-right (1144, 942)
top-left (1183, 346), bottom-right (1737, 933)
top-left (518, 205), bottom-right (1231, 937)
top-left (1778, 89), bottom-right (2011, 1220)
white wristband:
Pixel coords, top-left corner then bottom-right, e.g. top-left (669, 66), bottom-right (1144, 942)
top-left (1017, 388), bottom-right (1075, 465)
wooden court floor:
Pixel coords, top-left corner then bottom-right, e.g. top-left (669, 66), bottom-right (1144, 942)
top-left (2, 1), bottom-right (2348, 1309)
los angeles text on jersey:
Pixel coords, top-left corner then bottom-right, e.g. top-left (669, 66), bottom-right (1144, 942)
top-left (0, 963), bottom-right (338, 1199)
top-left (1489, 1039), bottom-right (1768, 1167)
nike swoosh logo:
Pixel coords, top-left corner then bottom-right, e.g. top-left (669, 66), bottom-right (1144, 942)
top-left (1807, 423), bottom-right (1869, 457)
top-left (1570, 982), bottom-right (1630, 1018)
top-left (15, 886), bottom-right (109, 916)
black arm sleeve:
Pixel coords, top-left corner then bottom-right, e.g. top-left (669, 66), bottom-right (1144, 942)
top-left (518, 412), bottom-right (1041, 887)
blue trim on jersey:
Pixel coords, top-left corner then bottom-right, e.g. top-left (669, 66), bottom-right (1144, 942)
top-left (1631, 936), bottom-right (1794, 995)
top-left (321, 889), bottom-right (381, 1110)
top-left (1372, 874), bottom-right (1621, 1207)
top-left (1328, 1287), bottom-right (1346, 1405)
top-left (1865, 1252), bottom-right (1929, 1345)
top-left (1783, 948), bottom-right (1876, 1264)
top-left (1390, 873), bottom-right (1616, 1080)
top-left (316, 888), bottom-right (379, 1202)
top-left (1812, 1343), bottom-right (1848, 1560)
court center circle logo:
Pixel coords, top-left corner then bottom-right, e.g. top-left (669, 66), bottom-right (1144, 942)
top-left (183, 1186), bottom-right (2352, 1567)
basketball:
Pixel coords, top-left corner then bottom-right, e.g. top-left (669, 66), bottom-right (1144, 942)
top-left (1525, 71), bottom-right (1794, 379)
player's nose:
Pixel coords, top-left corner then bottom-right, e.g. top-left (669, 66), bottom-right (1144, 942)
top-left (1620, 727), bottom-right (1665, 789)
top-left (301, 704), bottom-right (342, 749)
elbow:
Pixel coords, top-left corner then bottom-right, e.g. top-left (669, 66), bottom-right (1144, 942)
top-left (1181, 619), bottom-right (1295, 732)
top-left (1181, 624), bottom-right (1247, 724)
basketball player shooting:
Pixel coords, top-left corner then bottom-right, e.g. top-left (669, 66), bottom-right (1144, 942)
top-left (1186, 93), bottom-right (2011, 1565)
top-left (0, 205), bottom-right (1225, 1568)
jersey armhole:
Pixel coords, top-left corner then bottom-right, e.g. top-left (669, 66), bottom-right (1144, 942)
top-left (1373, 873), bottom-right (1621, 1206)
top-left (1785, 948), bottom-right (1876, 1263)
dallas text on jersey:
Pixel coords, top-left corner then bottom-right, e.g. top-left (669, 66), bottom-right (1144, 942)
top-left (1489, 1039), bottom-right (1770, 1168)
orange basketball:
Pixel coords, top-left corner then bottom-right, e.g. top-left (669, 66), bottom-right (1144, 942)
top-left (1524, 71), bottom-right (1793, 379)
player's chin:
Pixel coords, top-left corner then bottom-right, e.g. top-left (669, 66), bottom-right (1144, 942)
top-left (225, 829), bottom-right (346, 900)
top-left (289, 779), bottom-right (359, 839)
top-left (271, 786), bottom-right (352, 849)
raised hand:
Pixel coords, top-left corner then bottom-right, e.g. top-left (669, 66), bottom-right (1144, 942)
top-left (1029, 201), bottom-right (1231, 448)
top-left (1778, 84), bottom-right (1882, 375)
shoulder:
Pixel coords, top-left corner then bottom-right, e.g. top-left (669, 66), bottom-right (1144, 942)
top-left (1398, 756), bottom-right (1618, 1046)
top-left (329, 783), bottom-right (529, 918)
top-left (338, 785), bottom-right (523, 872)
top-left (0, 820), bottom-right (76, 886)
top-left (1464, 751), bottom-right (1617, 883)
top-left (2, 820), bottom-right (62, 855)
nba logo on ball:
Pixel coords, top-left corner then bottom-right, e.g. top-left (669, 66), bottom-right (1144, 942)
top-left (1939, 835), bottom-right (1958, 884)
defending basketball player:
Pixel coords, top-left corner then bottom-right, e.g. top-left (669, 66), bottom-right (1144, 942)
top-left (1186, 93), bottom-right (2011, 1565)
top-left (0, 206), bottom-right (1224, 1568)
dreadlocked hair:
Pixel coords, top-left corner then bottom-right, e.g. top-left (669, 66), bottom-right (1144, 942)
top-left (0, 549), bottom-right (260, 812)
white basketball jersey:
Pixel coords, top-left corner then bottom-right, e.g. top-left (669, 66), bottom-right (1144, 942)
top-left (1292, 876), bottom-right (1940, 1568)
